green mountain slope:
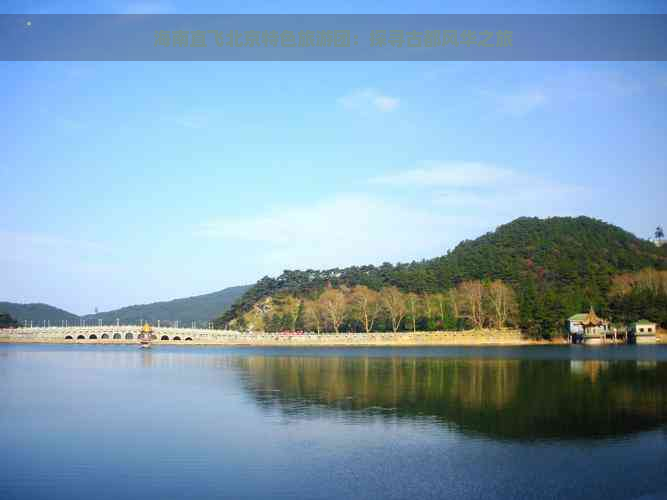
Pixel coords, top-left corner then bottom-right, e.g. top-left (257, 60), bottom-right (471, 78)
top-left (1, 285), bottom-right (250, 326)
top-left (220, 216), bottom-right (667, 335)
top-left (0, 302), bottom-right (79, 325)
top-left (0, 313), bottom-right (19, 328)
top-left (83, 285), bottom-right (251, 325)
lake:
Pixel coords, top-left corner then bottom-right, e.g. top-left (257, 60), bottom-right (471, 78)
top-left (1, 344), bottom-right (667, 499)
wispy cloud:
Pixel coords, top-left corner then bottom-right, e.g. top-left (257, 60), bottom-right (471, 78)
top-left (337, 89), bottom-right (400, 114)
top-left (370, 162), bottom-right (514, 188)
top-left (197, 194), bottom-right (475, 269)
top-left (166, 110), bottom-right (212, 129)
top-left (197, 160), bottom-right (589, 272)
top-left (433, 183), bottom-right (586, 216)
top-left (373, 162), bottom-right (588, 220)
top-left (487, 69), bottom-right (644, 117)
top-left (496, 89), bottom-right (547, 116)
top-left (120, 2), bottom-right (174, 14)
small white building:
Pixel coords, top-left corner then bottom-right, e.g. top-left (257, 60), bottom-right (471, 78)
top-left (631, 320), bottom-right (657, 344)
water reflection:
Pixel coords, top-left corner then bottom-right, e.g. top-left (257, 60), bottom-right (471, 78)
top-left (234, 356), bottom-right (667, 441)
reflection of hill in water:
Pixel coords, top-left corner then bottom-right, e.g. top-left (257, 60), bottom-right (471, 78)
top-left (234, 357), bottom-right (667, 441)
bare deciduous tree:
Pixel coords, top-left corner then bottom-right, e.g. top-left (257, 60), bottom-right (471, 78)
top-left (406, 292), bottom-right (419, 333)
top-left (381, 286), bottom-right (407, 333)
top-left (281, 295), bottom-right (301, 331)
top-left (611, 268), bottom-right (667, 297)
top-left (422, 293), bottom-right (435, 329)
top-left (457, 280), bottom-right (485, 329)
top-left (350, 286), bottom-right (381, 333)
top-left (431, 292), bottom-right (447, 329)
top-left (319, 288), bottom-right (347, 333)
top-left (303, 299), bottom-right (324, 334)
top-left (447, 288), bottom-right (460, 321)
top-left (487, 280), bottom-right (517, 329)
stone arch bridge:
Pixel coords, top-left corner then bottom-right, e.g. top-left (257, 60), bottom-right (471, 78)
top-left (1, 326), bottom-right (240, 343)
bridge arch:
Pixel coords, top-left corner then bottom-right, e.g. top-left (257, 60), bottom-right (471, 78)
top-left (125, 332), bottom-right (133, 340)
top-left (138, 333), bottom-right (145, 340)
top-left (185, 337), bottom-right (193, 341)
top-left (65, 335), bottom-right (73, 340)
top-left (113, 333), bottom-right (121, 340)
top-left (173, 336), bottom-right (181, 341)
top-left (77, 335), bottom-right (85, 340)
top-left (161, 335), bottom-right (169, 341)
top-left (89, 334), bottom-right (98, 340)
top-left (101, 333), bottom-right (109, 339)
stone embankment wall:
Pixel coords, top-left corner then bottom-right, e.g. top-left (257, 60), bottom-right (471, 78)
top-left (0, 327), bottom-right (532, 346)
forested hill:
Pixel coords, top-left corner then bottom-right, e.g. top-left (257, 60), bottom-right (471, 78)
top-left (219, 216), bottom-right (667, 335)
top-left (1, 285), bottom-right (251, 326)
top-left (0, 302), bottom-right (79, 324)
top-left (83, 285), bottom-right (251, 325)
top-left (428, 216), bottom-right (665, 292)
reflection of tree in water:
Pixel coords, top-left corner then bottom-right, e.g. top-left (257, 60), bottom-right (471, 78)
top-left (234, 356), bottom-right (667, 441)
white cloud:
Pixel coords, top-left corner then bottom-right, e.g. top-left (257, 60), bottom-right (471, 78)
top-left (434, 183), bottom-right (586, 218)
top-left (487, 69), bottom-right (645, 117)
top-left (337, 89), bottom-right (400, 114)
top-left (370, 162), bottom-right (514, 188)
top-left (496, 89), bottom-right (547, 116)
top-left (558, 70), bottom-right (643, 98)
top-left (198, 194), bottom-right (478, 270)
top-left (373, 95), bottom-right (400, 112)
top-left (380, 162), bottom-right (588, 221)
top-left (197, 162), bottom-right (590, 276)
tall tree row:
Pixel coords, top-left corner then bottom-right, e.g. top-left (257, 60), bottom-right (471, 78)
top-left (218, 217), bottom-right (667, 337)
top-left (235, 281), bottom-right (518, 334)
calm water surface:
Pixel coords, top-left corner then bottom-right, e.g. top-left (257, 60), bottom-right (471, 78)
top-left (1, 344), bottom-right (667, 499)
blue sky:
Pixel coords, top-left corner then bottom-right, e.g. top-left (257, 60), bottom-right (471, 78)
top-left (2, 0), bottom-right (667, 314)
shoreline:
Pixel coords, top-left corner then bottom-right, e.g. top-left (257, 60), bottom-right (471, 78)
top-left (3, 329), bottom-right (663, 347)
top-left (0, 330), bottom-right (564, 347)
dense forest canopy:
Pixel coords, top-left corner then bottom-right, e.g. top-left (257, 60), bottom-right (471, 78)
top-left (83, 285), bottom-right (251, 325)
top-left (0, 313), bottom-right (18, 329)
top-left (218, 216), bottom-right (667, 337)
top-left (1, 285), bottom-right (250, 326)
top-left (0, 302), bottom-right (79, 324)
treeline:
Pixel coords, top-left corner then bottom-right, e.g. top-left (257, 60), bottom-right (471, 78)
top-left (218, 216), bottom-right (667, 338)
top-left (608, 269), bottom-right (667, 326)
top-left (0, 313), bottom-right (18, 329)
top-left (229, 280), bottom-right (518, 334)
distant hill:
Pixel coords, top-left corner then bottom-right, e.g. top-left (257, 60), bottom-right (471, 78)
top-left (0, 313), bottom-right (19, 328)
top-left (0, 302), bottom-right (79, 325)
top-left (83, 285), bottom-right (251, 325)
top-left (1, 285), bottom-right (251, 326)
top-left (220, 216), bottom-right (667, 336)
